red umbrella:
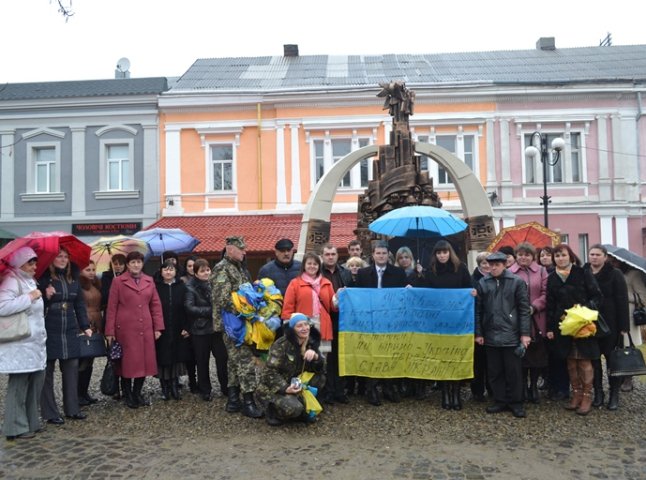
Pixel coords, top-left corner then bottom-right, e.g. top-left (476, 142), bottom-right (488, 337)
top-left (487, 221), bottom-right (561, 252)
top-left (0, 231), bottom-right (91, 278)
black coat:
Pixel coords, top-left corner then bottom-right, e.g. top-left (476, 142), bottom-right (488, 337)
top-left (416, 261), bottom-right (473, 289)
top-left (184, 278), bottom-right (214, 335)
top-left (475, 270), bottom-right (531, 347)
top-left (39, 267), bottom-right (90, 360)
top-left (546, 265), bottom-right (603, 359)
top-left (356, 264), bottom-right (408, 288)
top-left (585, 262), bottom-right (629, 354)
top-left (155, 280), bottom-right (191, 365)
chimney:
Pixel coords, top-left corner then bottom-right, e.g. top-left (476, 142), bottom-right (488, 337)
top-left (283, 44), bottom-right (299, 57)
top-left (536, 37), bottom-right (556, 51)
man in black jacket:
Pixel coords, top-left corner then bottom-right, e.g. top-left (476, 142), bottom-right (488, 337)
top-left (355, 241), bottom-right (408, 406)
top-left (257, 238), bottom-right (301, 296)
top-left (475, 251), bottom-right (531, 418)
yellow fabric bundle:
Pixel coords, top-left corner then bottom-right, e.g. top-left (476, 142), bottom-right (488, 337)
top-left (250, 321), bottom-right (276, 350)
top-left (298, 371), bottom-right (322, 417)
top-left (559, 304), bottom-right (599, 337)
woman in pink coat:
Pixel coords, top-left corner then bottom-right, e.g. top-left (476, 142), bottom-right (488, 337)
top-left (509, 242), bottom-right (548, 404)
top-left (105, 251), bottom-right (164, 409)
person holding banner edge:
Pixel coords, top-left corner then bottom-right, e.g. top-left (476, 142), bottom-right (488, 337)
top-left (355, 241), bottom-right (408, 406)
top-left (412, 239), bottom-right (474, 410)
top-left (475, 251), bottom-right (532, 418)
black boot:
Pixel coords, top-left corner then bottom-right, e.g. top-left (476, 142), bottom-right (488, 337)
top-left (451, 382), bottom-right (462, 410)
top-left (529, 369), bottom-right (540, 404)
top-left (121, 378), bottom-right (137, 409)
top-left (170, 377), bottom-right (181, 400)
top-left (226, 386), bottom-right (242, 413)
top-left (415, 380), bottom-right (427, 401)
top-left (133, 377), bottom-right (150, 406)
top-left (160, 379), bottom-right (170, 401)
top-left (607, 377), bottom-right (620, 410)
top-left (607, 387), bottom-right (619, 410)
top-left (441, 382), bottom-right (451, 410)
top-left (366, 380), bottom-right (381, 406)
top-left (592, 360), bottom-right (604, 408)
top-left (265, 403), bottom-right (283, 426)
top-left (242, 392), bottom-right (263, 418)
top-left (78, 366), bottom-right (97, 405)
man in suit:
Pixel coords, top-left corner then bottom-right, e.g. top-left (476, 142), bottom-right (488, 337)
top-left (355, 240), bottom-right (408, 406)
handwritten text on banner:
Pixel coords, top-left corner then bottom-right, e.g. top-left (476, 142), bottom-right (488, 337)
top-left (338, 288), bottom-right (474, 380)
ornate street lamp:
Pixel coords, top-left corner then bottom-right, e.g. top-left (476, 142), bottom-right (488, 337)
top-left (524, 132), bottom-right (565, 228)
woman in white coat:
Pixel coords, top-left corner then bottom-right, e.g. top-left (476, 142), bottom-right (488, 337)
top-left (0, 247), bottom-right (47, 441)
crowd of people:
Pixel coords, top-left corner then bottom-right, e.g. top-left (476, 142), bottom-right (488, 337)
top-left (1, 234), bottom-right (645, 440)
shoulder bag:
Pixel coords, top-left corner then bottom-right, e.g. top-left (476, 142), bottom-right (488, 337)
top-left (632, 293), bottom-right (646, 326)
top-left (594, 312), bottom-right (611, 338)
top-left (0, 279), bottom-right (32, 343)
top-left (609, 332), bottom-right (646, 377)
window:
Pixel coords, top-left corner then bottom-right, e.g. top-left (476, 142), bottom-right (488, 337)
top-left (416, 133), bottom-right (476, 185)
top-left (436, 135), bottom-right (456, 184)
top-left (312, 136), bottom-right (373, 189)
top-left (107, 144), bottom-right (131, 190)
top-left (578, 234), bottom-right (589, 260)
top-left (34, 147), bottom-right (56, 193)
top-left (211, 144), bottom-right (234, 192)
top-left (524, 132), bottom-right (582, 184)
top-left (23, 142), bottom-right (62, 200)
top-left (95, 139), bottom-right (136, 199)
top-left (359, 138), bottom-right (371, 187)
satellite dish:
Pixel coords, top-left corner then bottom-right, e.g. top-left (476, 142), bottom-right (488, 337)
top-left (116, 57), bottom-right (131, 72)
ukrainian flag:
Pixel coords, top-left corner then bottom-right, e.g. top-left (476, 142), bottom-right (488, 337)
top-left (338, 288), bottom-right (474, 380)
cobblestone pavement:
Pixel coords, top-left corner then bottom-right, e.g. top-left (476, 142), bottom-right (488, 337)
top-left (1, 358), bottom-right (646, 479)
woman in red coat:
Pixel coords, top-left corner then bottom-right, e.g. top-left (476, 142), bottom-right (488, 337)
top-left (105, 251), bottom-right (164, 409)
top-left (281, 253), bottom-right (337, 352)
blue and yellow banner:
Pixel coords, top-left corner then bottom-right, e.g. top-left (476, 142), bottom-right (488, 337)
top-left (338, 288), bottom-right (474, 380)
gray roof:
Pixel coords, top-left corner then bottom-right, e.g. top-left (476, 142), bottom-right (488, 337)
top-left (0, 77), bottom-right (169, 101)
top-left (171, 45), bottom-right (646, 93)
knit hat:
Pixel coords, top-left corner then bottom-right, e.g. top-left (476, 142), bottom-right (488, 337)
top-left (6, 246), bottom-right (37, 268)
top-left (288, 312), bottom-right (309, 329)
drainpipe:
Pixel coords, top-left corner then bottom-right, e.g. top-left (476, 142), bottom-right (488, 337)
top-left (637, 91), bottom-right (643, 181)
top-left (257, 103), bottom-right (263, 209)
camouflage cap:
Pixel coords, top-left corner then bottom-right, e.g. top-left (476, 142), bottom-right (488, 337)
top-left (226, 236), bottom-right (246, 249)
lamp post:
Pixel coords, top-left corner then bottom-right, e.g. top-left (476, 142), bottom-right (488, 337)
top-left (524, 132), bottom-right (565, 228)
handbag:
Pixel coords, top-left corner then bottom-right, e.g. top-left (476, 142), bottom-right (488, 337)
top-left (0, 279), bottom-right (32, 343)
top-left (609, 332), bottom-right (646, 377)
top-left (633, 293), bottom-right (646, 326)
top-left (100, 361), bottom-right (119, 396)
top-left (78, 332), bottom-right (107, 358)
top-left (107, 340), bottom-right (123, 361)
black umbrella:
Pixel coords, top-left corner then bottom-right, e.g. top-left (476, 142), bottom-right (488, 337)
top-left (603, 244), bottom-right (646, 275)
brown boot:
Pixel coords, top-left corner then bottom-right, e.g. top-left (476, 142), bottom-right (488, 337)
top-left (565, 385), bottom-right (583, 410)
top-left (576, 360), bottom-right (594, 416)
top-left (565, 358), bottom-right (582, 410)
top-left (576, 387), bottom-right (593, 415)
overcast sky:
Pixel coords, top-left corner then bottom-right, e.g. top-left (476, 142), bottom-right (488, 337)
top-left (2, 0), bottom-right (645, 83)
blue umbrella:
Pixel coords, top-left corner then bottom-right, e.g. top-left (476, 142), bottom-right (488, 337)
top-left (369, 206), bottom-right (467, 238)
top-left (134, 228), bottom-right (200, 256)
top-left (368, 206), bottom-right (468, 259)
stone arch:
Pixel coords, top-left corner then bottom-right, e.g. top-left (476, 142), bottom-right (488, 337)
top-left (297, 143), bottom-right (494, 266)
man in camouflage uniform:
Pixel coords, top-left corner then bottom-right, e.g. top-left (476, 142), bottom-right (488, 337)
top-left (256, 313), bottom-right (326, 426)
top-left (210, 236), bottom-right (263, 418)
